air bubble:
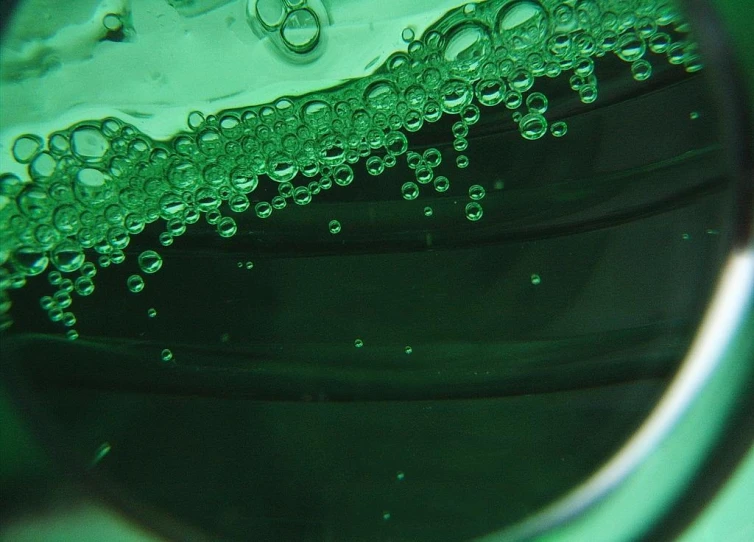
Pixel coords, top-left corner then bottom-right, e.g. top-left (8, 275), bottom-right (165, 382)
top-left (127, 274), bottom-right (145, 293)
top-left (138, 250), bottom-right (163, 274)
top-left (401, 182), bottom-right (419, 201)
top-left (531, 274), bottom-right (541, 285)
top-left (328, 219), bottom-right (341, 234)
top-left (465, 202), bottom-right (483, 221)
top-left (469, 185), bottom-right (485, 200)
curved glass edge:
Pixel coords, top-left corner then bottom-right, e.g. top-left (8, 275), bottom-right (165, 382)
top-left (477, 249), bottom-right (754, 542)
top-left (478, 0), bottom-right (754, 539)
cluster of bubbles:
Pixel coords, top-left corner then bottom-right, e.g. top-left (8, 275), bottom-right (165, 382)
top-left (0, 0), bottom-right (700, 343)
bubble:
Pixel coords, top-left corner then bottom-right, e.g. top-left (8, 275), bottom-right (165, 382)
top-left (127, 274), bottom-right (145, 293)
top-left (161, 348), bottom-right (174, 362)
top-left (423, 148), bottom-right (442, 168)
top-left (396, 470), bottom-right (406, 480)
top-left (579, 84), bottom-right (598, 104)
top-left (71, 126), bottom-right (109, 161)
top-left (255, 202), bottom-right (273, 218)
top-left (531, 273), bottom-right (541, 285)
top-left (62, 312), bottom-right (77, 327)
top-left (401, 28), bottom-right (415, 43)
top-left (401, 182), bottom-right (419, 201)
top-left (328, 219), bottom-right (341, 234)
top-left (245, 261), bottom-right (254, 269)
top-left (54, 290), bottom-right (72, 309)
top-left (366, 156), bottom-right (385, 176)
top-left (497, 0), bottom-right (550, 51)
top-left (281, 8), bottom-right (320, 53)
top-left (461, 104), bottom-right (480, 125)
top-left (138, 250), bottom-right (163, 274)
top-left (75, 276), bottom-right (95, 296)
top-left (631, 59), bottom-right (652, 81)
top-left (433, 176), bottom-right (450, 192)
top-left (453, 137), bottom-right (469, 152)
top-left (415, 166), bottom-right (433, 184)
top-left (616, 33), bottom-right (646, 62)
top-left (12, 134), bottom-right (43, 163)
top-left (690, 111), bottom-right (700, 120)
top-left (469, 185), bottom-right (486, 200)
top-left (365, 80), bottom-right (399, 112)
top-left (217, 216), bottom-right (238, 237)
top-left (12, 247), bottom-right (49, 276)
top-left (354, 338), bottom-right (364, 348)
top-left (66, 329), bottom-right (79, 340)
top-left (476, 79), bottom-right (505, 106)
top-left (443, 22), bottom-right (491, 74)
top-left (440, 79), bottom-right (472, 114)
top-left (385, 131), bottom-right (408, 156)
top-left (519, 113), bottom-right (548, 140)
top-left (550, 120), bottom-right (568, 137)
top-left (252, 0), bottom-right (286, 29)
top-left (30, 152), bottom-right (57, 179)
top-left (52, 241), bottom-right (85, 273)
top-left (293, 186), bottom-right (312, 205)
top-left (148, 308), bottom-right (157, 318)
top-left (465, 202), bottom-right (483, 221)
top-left (423, 206), bottom-right (433, 217)
top-left (382, 511), bottom-right (391, 521)
top-left (525, 92), bottom-right (548, 113)
top-left (456, 155), bottom-right (469, 169)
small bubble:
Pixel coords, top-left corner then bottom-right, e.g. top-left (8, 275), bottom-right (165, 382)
top-left (469, 185), bottom-right (486, 200)
top-left (329, 219), bottom-right (342, 234)
top-left (465, 202), bottom-right (483, 221)
top-left (354, 338), bottom-right (364, 348)
top-left (383, 511), bottom-right (391, 521)
top-left (245, 261), bottom-right (254, 269)
top-left (531, 274), bottom-right (541, 285)
top-left (401, 182), bottom-right (419, 201)
top-left (127, 274), bottom-right (145, 293)
top-left (138, 250), bottom-right (163, 274)
top-left (456, 155), bottom-right (469, 169)
top-left (66, 329), bottom-right (79, 341)
top-left (396, 471), bottom-right (406, 480)
top-left (690, 111), bottom-right (700, 120)
top-left (682, 233), bottom-right (691, 240)
top-left (401, 27), bottom-right (415, 43)
top-left (147, 308), bottom-right (157, 318)
top-left (237, 261), bottom-right (244, 268)
top-left (404, 346), bottom-right (413, 355)
top-left (434, 176), bottom-right (450, 192)
top-left (550, 121), bottom-right (568, 138)
top-left (161, 348), bottom-right (173, 362)
top-left (423, 206), bottom-right (433, 217)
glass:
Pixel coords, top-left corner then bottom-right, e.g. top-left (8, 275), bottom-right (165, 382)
top-left (0, 0), bottom-right (746, 540)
